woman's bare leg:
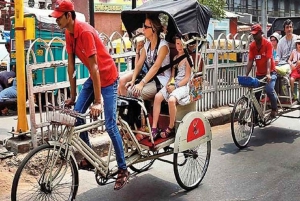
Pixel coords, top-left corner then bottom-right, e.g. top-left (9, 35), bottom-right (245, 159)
top-left (118, 71), bottom-right (133, 96)
top-left (168, 96), bottom-right (177, 128)
top-left (152, 92), bottom-right (164, 128)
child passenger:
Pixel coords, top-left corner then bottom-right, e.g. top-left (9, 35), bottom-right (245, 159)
top-left (151, 36), bottom-right (192, 139)
top-left (287, 37), bottom-right (300, 100)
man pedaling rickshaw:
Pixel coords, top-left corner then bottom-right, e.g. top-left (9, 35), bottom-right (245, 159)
top-left (245, 24), bottom-right (278, 119)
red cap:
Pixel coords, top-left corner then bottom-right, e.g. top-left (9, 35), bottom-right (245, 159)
top-left (49, 0), bottom-right (74, 18)
top-left (250, 24), bottom-right (263, 35)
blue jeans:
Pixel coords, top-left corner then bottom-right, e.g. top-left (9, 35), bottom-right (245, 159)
top-left (256, 72), bottom-right (277, 111)
top-left (74, 77), bottom-right (127, 170)
top-left (0, 79), bottom-right (17, 99)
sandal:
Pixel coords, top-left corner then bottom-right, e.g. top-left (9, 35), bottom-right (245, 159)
top-left (149, 127), bottom-right (160, 141)
top-left (160, 126), bottom-right (175, 138)
top-left (78, 158), bottom-right (94, 170)
top-left (114, 168), bottom-right (130, 190)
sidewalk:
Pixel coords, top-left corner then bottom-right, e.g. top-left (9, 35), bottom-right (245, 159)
top-left (0, 106), bottom-right (233, 154)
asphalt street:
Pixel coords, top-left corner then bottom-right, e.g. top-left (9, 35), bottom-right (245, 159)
top-left (75, 110), bottom-right (300, 201)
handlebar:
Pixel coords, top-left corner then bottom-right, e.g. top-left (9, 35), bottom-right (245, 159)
top-left (257, 77), bottom-right (268, 84)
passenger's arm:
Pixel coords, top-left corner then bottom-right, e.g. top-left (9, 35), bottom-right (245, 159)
top-left (131, 47), bottom-right (146, 82)
top-left (288, 52), bottom-right (296, 71)
top-left (134, 41), bottom-right (145, 67)
top-left (177, 58), bottom-right (192, 87)
top-left (166, 57), bottom-right (177, 93)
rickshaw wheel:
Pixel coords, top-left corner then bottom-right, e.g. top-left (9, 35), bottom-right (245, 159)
top-left (231, 96), bottom-right (254, 149)
top-left (173, 141), bottom-right (211, 191)
top-left (129, 154), bottom-right (156, 173)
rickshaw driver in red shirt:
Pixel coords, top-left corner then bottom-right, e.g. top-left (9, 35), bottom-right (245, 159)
top-left (245, 24), bottom-right (278, 118)
top-left (49, 0), bottom-right (129, 190)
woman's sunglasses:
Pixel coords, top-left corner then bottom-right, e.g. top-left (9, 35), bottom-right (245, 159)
top-left (143, 23), bottom-right (153, 29)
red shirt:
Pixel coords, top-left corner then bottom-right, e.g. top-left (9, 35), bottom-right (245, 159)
top-left (65, 19), bottom-right (118, 87)
top-left (249, 37), bottom-right (276, 76)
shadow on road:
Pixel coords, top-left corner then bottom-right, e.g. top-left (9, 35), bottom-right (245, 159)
top-left (218, 126), bottom-right (300, 155)
top-left (76, 173), bottom-right (198, 201)
top-left (249, 126), bottom-right (300, 147)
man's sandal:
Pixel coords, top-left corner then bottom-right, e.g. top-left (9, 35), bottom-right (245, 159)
top-left (160, 127), bottom-right (175, 138)
top-left (114, 169), bottom-right (130, 190)
top-left (78, 158), bottom-right (94, 170)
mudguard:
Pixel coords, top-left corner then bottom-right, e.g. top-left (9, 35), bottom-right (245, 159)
top-left (174, 111), bottom-right (212, 153)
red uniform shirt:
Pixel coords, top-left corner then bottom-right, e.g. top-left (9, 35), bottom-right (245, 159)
top-left (65, 19), bottom-right (118, 87)
top-left (248, 37), bottom-right (276, 76)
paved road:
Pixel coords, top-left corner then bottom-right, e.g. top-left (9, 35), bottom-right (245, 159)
top-left (75, 110), bottom-right (300, 201)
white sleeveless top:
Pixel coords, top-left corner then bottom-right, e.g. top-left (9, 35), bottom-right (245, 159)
top-left (144, 39), bottom-right (171, 86)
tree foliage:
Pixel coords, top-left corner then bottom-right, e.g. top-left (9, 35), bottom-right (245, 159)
top-left (198, 0), bottom-right (226, 20)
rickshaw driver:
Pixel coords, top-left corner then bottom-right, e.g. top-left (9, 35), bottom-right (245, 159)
top-left (245, 24), bottom-right (278, 118)
top-left (49, 0), bottom-right (129, 190)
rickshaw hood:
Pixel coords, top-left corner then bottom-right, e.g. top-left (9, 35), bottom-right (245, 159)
top-left (121, 0), bottom-right (211, 43)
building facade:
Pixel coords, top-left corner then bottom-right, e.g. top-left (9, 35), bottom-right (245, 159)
top-left (226, 0), bottom-right (300, 23)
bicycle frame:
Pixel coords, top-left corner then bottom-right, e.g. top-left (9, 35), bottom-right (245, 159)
top-left (243, 85), bottom-right (282, 121)
top-left (46, 105), bottom-right (175, 180)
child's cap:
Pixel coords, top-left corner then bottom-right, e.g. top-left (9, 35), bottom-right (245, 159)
top-left (270, 32), bottom-right (280, 43)
top-left (295, 37), bottom-right (300, 43)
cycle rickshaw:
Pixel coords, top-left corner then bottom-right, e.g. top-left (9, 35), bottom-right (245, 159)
top-left (231, 74), bottom-right (300, 149)
top-left (11, 0), bottom-right (212, 200)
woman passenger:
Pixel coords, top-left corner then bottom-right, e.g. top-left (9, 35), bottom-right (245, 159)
top-left (118, 14), bottom-right (171, 100)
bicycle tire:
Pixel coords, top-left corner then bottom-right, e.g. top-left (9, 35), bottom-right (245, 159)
top-left (173, 141), bottom-right (211, 191)
top-left (231, 96), bottom-right (254, 148)
top-left (11, 143), bottom-right (79, 201)
top-left (129, 158), bottom-right (155, 173)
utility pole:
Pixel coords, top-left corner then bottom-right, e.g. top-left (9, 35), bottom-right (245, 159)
top-left (261, 0), bottom-right (267, 36)
top-left (15, 0), bottom-right (29, 136)
top-left (89, 0), bottom-right (94, 27)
